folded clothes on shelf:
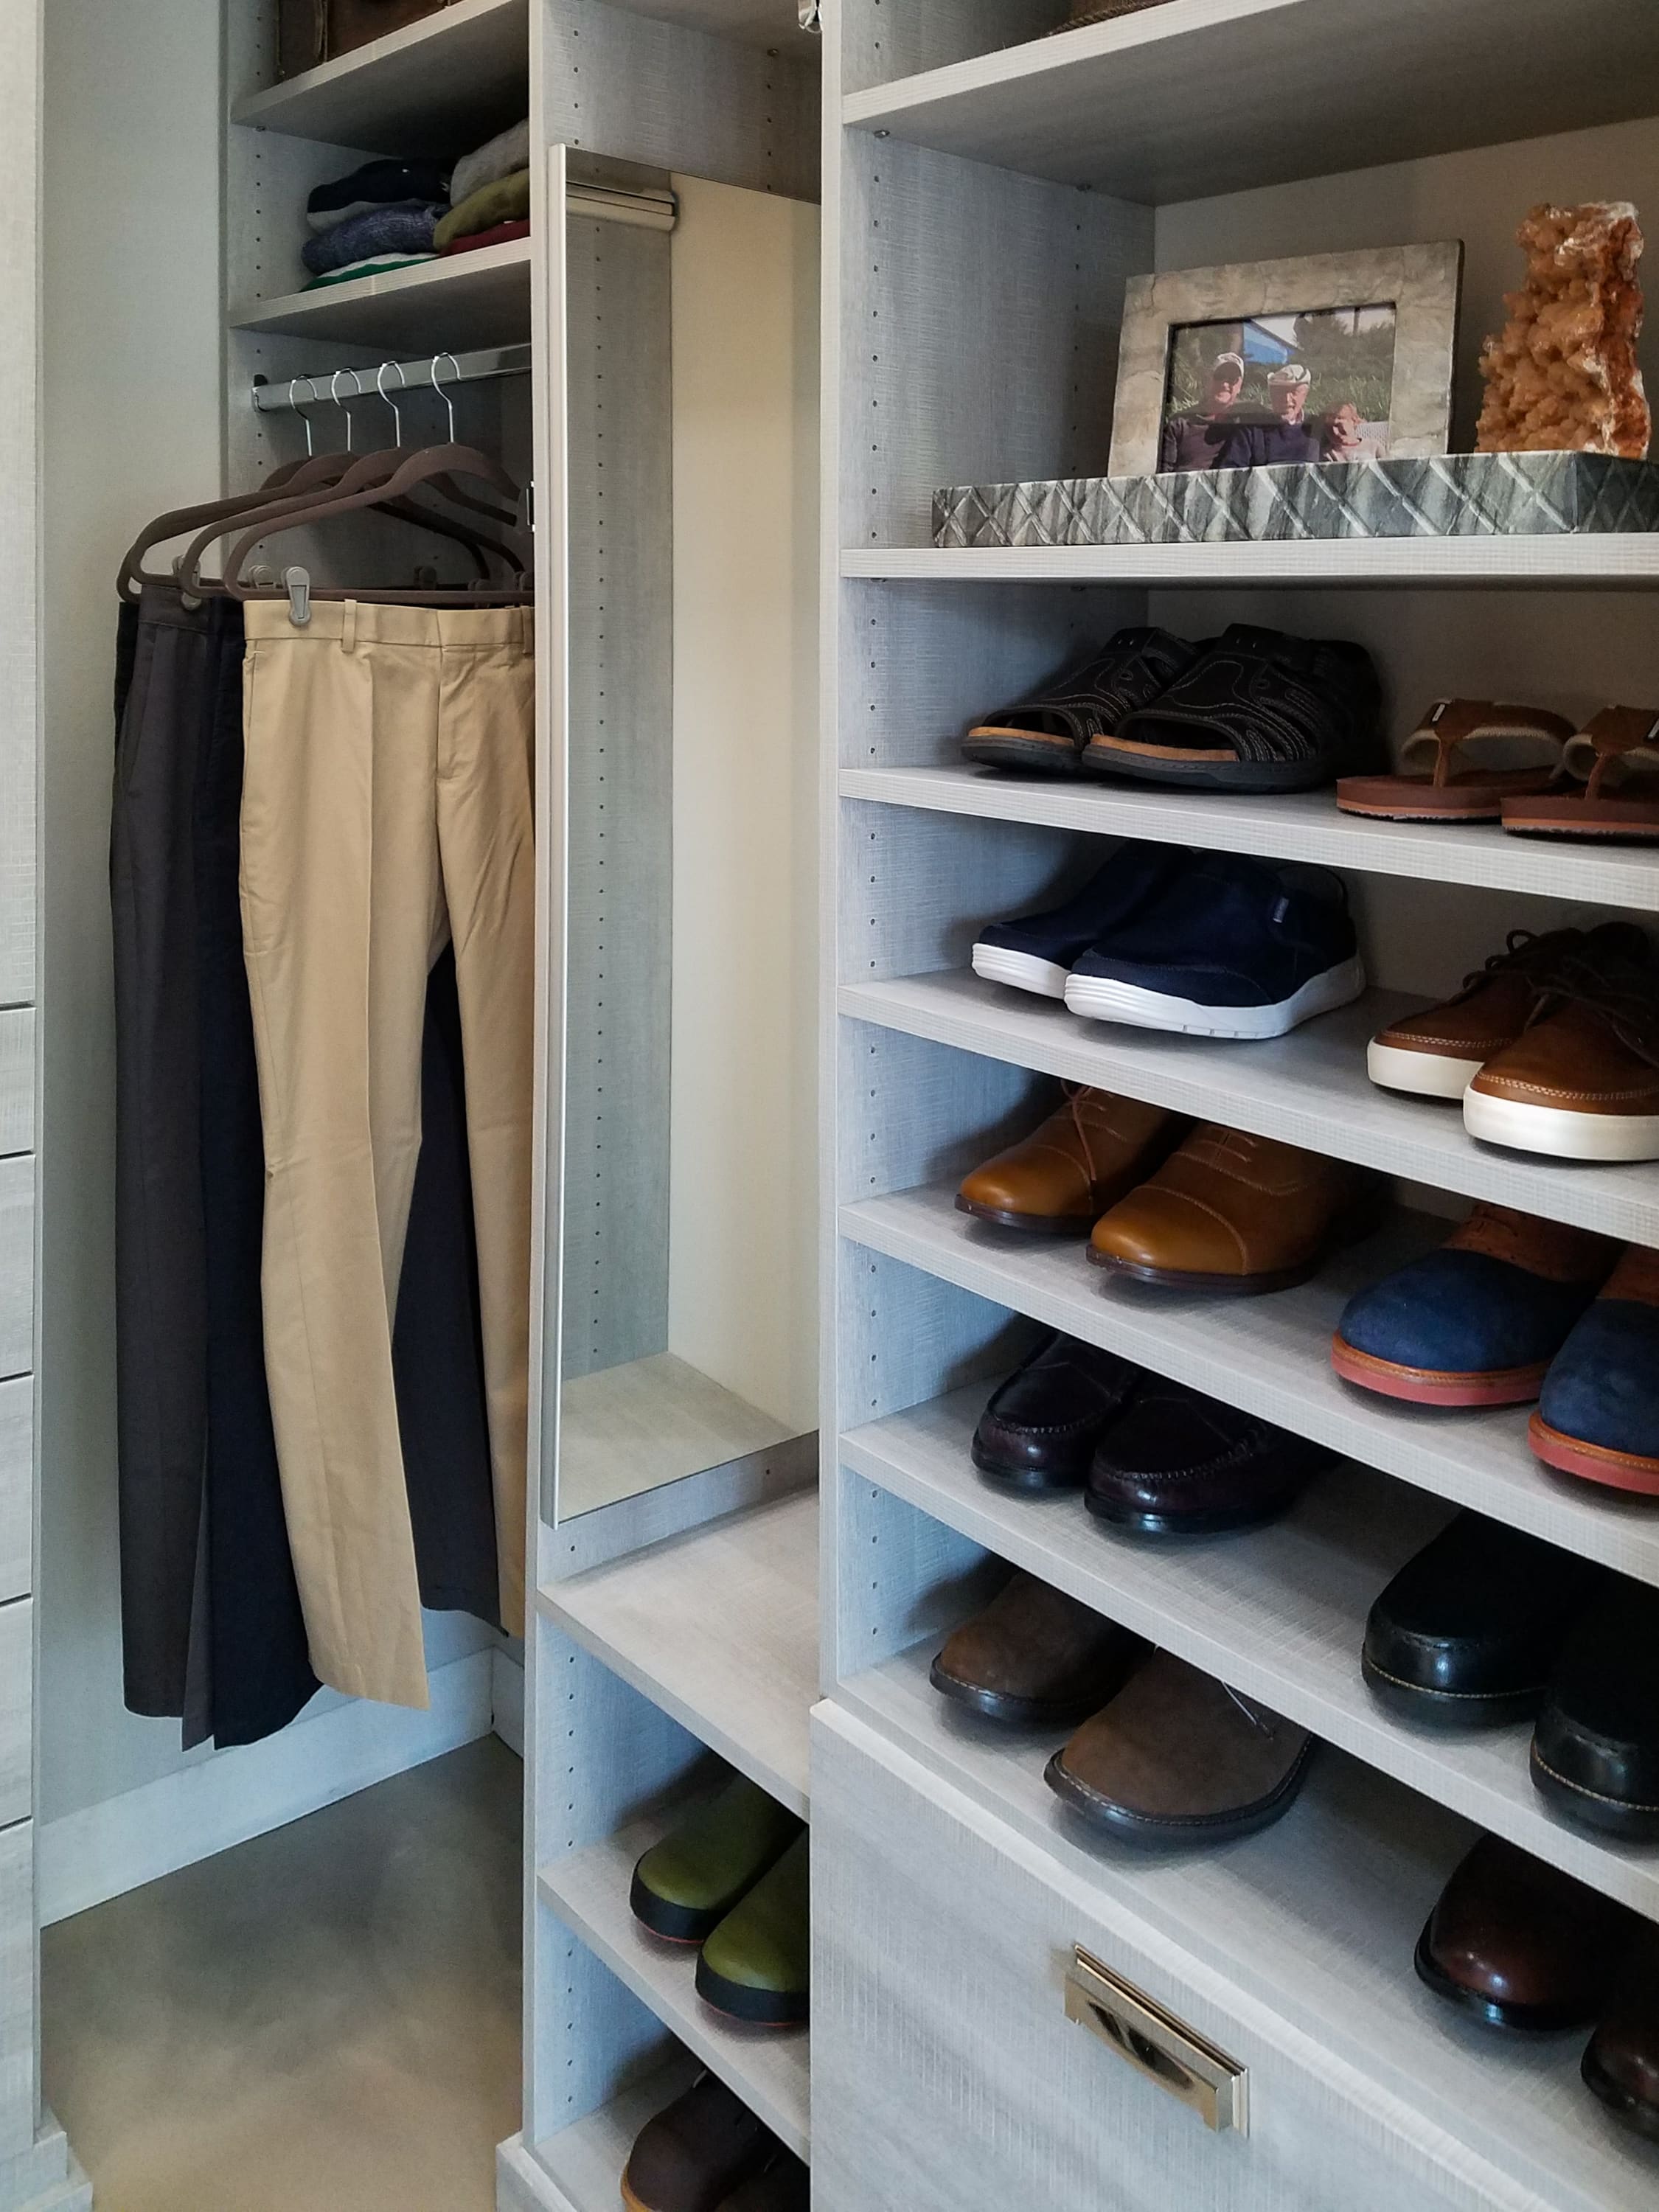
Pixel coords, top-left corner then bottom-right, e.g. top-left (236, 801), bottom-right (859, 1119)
top-left (434, 167), bottom-right (531, 251)
top-left (302, 202), bottom-right (439, 276)
top-left (302, 252), bottom-right (437, 291)
top-left (441, 218), bottom-right (531, 257)
top-left (448, 118), bottom-right (530, 208)
top-left (306, 156), bottom-right (451, 232)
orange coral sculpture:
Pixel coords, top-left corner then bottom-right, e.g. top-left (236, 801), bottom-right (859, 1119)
top-left (1477, 202), bottom-right (1650, 459)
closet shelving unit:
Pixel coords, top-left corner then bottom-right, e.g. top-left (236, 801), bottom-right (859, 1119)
top-left (816, 2), bottom-right (1659, 2209)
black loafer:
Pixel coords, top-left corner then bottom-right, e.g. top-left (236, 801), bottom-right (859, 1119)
top-left (1531, 1583), bottom-right (1659, 1839)
top-left (1363, 1512), bottom-right (1605, 1728)
top-left (971, 1332), bottom-right (1142, 1491)
top-left (1083, 1377), bottom-right (1329, 1536)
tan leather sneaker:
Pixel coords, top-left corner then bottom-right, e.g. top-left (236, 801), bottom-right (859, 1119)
top-left (956, 1087), bottom-right (1186, 1235)
top-left (1464, 929), bottom-right (1659, 1161)
top-left (1088, 1123), bottom-right (1379, 1292)
top-left (1367, 927), bottom-right (1588, 1099)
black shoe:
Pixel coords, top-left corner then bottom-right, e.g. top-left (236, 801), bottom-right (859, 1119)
top-left (1081, 625), bottom-right (1383, 794)
top-left (1531, 1582), bottom-right (1659, 1839)
top-left (970, 841), bottom-right (1185, 1001)
top-left (972, 1333), bottom-right (1142, 1491)
top-left (962, 628), bottom-right (1199, 776)
top-left (1084, 1377), bottom-right (1329, 1536)
top-left (1363, 1512), bottom-right (1605, 1729)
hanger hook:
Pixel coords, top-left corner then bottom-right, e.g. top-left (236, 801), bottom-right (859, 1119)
top-left (329, 367), bottom-right (363, 453)
top-left (288, 375), bottom-right (319, 457)
top-left (431, 351), bottom-right (462, 442)
top-left (375, 358), bottom-right (408, 445)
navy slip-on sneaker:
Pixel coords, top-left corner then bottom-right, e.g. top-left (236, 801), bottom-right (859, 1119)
top-left (972, 841), bottom-right (1186, 1000)
top-left (1532, 1246), bottom-right (1659, 1495)
top-left (1062, 854), bottom-right (1364, 1037)
top-left (1332, 1205), bottom-right (1619, 1408)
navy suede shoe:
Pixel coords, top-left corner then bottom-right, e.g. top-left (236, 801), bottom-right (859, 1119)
top-left (1533, 1246), bottom-right (1659, 1495)
top-left (1062, 854), bottom-right (1363, 1037)
top-left (971, 841), bottom-right (1184, 1001)
top-left (1332, 1204), bottom-right (1618, 1408)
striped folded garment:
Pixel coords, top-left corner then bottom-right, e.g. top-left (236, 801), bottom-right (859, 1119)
top-left (302, 253), bottom-right (437, 291)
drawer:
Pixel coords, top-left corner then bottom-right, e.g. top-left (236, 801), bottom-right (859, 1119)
top-left (0, 1156), bottom-right (30, 1382)
top-left (812, 1705), bottom-right (1474, 2212)
top-left (0, 1820), bottom-right (31, 2156)
top-left (0, 1601), bottom-right (26, 1830)
top-left (0, 1378), bottom-right (29, 1604)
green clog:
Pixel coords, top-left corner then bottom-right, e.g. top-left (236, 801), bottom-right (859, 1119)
top-left (695, 1832), bottom-right (810, 2025)
top-left (630, 1776), bottom-right (802, 1945)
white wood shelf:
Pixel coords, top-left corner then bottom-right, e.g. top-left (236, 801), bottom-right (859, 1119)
top-left (844, 1386), bottom-right (1659, 1919)
top-left (841, 539), bottom-right (1659, 589)
top-left (232, 0), bottom-right (529, 155)
top-left (539, 1811), bottom-right (810, 2160)
top-left (839, 1187), bottom-right (1659, 1590)
top-left (538, 1489), bottom-right (818, 1819)
top-left (511, 2057), bottom-right (700, 2212)
top-left (840, 763), bottom-right (1659, 911)
top-left (842, 0), bottom-right (1659, 206)
top-left (841, 970), bottom-right (1659, 1245)
top-left (838, 1655), bottom-right (1659, 2212)
top-left (229, 237), bottom-right (532, 349)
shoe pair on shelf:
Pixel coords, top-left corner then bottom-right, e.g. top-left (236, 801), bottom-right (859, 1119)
top-left (963, 624), bottom-right (1382, 795)
top-left (630, 1777), bottom-right (809, 2026)
top-left (931, 1574), bottom-right (1312, 1846)
top-left (1368, 922), bottom-right (1659, 1161)
top-left (1363, 1509), bottom-right (1659, 1840)
top-left (622, 2073), bottom-right (807, 2212)
top-left (973, 842), bottom-right (1365, 1039)
top-left (1332, 1201), bottom-right (1659, 1495)
top-left (957, 1085), bottom-right (1382, 1295)
top-left (1418, 1835), bottom-right (1659, 2144)
top-left (973, 1332), bottom-right (1329, 1536)
top-left (1338, 695), bottom-right (1659, 844)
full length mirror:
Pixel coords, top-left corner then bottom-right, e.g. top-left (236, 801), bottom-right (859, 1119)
top-left (553, 169), bottom-right (820, 1522)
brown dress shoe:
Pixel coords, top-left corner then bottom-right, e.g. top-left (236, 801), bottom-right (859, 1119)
top-left (957, 1088), bottom-right (1183, 1235)
top-left (718, 2152), bottom-right (811, 2210)
top-left (1464, 927), bottom-right (1659, 1161)
top-left (1414, 1834), bottom-right (1631, 2033)
top-left (930, 1571), bottom-right (1144, 1726)
top-left (1366, 927), bottom-right (1587, 1100)
top-left (1583, 1943), bottom-right (1659, 2143)
top-left (622, 2074), bottom-right (773, 2212)
top-left (1044, 1652), bottom-right (1313, 1844)
top-left (1089, 1124), bottom-right (1378, 1293)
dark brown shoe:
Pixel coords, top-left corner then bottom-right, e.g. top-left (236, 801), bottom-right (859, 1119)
top-left (1084, 1376), bottom-right (1329, 1535)
top-left (972, 1332), bottom-right (1142, 1491)
top-left (1414, 1835), bottom-right (1631, 2033)
top-left (622, 2074), bottom-right (773, 2212)
top-left (1583, 1945), bottom-right (1659, 2143)
top-left (956, 1087), bottom-right (1184, 1236)
top-left (718, 2153), bottom-right (811, 2211)
top-left (1089, 1124), bottom-right (1380, 1293)
top-left (930, 1571), bottom-right (1144, 1727)
top-left (1045, 1652), bottom-right (1313, 1843)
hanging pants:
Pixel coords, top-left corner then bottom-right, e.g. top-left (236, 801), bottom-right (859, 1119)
top-left (239, 601), bottom-right (535, 1709)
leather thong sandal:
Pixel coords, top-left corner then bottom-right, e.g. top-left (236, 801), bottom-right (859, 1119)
top-left (1502, 706), bottom-right (1659, 841)
top-left (1335, 698), bottom-right (1574, 821)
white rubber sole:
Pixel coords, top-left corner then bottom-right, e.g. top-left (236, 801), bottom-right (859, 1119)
top-left (1463, 1090), bottom-right (1659, 1161)
top-left (1062, 955), bottom-right (1366, 1040)
top-left (972, 944), bottom-right (1071, 1000)
top-left (1366, 1040), bottom-right (1484, 1100)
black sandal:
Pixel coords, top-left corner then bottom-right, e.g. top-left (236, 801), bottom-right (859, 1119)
top-left (961, 628), bottom-right (1197, 776)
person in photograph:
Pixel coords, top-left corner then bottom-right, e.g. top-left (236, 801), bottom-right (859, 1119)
top-left (1158, 350), bottom-right (1245, 472)
top-left (1217, 361), bottom-right (1324, 467)
top-left (1321, 400), bottom-right (1385, 463)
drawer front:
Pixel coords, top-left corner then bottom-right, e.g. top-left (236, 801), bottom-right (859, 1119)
top-left (0, 1378), bottom-right (30, 1604)
top-left (0, 1600), bottom-right (27, 1831)
top-left (0, 1155), bottom-right (31, 1383)
top-left (812, 1707), bottom-right (1469, 2212)
top-left (0, 1820), bottom-right (31, 2157)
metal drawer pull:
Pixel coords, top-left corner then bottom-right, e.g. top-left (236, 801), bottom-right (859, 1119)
top-left (1065, 1947), bottom-right (1249, 2137)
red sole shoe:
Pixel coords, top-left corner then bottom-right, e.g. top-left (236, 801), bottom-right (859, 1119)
top-left (1330, 1334), bottom-right (1548, 1408)
top-left (1529, 1413), bottom-right (1659, 1495)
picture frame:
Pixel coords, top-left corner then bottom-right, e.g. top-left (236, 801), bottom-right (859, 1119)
top-left (1107, 243), bottom-right (1464, 480)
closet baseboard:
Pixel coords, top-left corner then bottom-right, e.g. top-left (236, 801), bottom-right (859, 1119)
top-left (491, 1641), bottom-right (525, 1758)
top-left (37, 1649), bottom-right (495, 1927)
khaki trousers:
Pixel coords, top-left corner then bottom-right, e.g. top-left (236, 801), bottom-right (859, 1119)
top-left (240, 601), bottom-right (535, 1707)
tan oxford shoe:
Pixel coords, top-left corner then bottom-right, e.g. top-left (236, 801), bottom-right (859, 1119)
top-left (956, 1087), bottom-right (1186, 1236)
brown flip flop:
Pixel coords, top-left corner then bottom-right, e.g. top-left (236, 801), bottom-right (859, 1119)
top-left (1335, 698), bottom-right (1573, 821)
top-left (1502, 706), bottom-right (1659, 841)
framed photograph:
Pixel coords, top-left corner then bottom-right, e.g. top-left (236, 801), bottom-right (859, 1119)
top-left (1107, 243), bottom-right (1463, 479)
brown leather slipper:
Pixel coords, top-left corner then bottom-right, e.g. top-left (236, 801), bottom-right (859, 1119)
top-left (1503, 705), bottom-right (1659, 839)
top-left (1336, 698), bottom-right (1572, 821)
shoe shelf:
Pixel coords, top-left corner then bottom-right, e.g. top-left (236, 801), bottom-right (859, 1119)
top-left (840, 765), bottom-right (1659, 913)
top-left (838, 1185), bottom-right (1659, 1591)
top-left (502, 2058), bottom-right (704, 2212)
top-left (228, 235), bottom-right (534, 351)
top-left (841, 971), bottom-right (1659, 1247)
top-left (231, 0), bottom-right (530, 155)
top-left (841, 0), bottom-right (1659, 205)
top-left (536, 1489), bottom-right (818, 1820)
top-left (830, 1664), bottom-right (1655, 2212)
top-left (538, 1806), bottom-right (812, 2160)
top-left (841, 1386), bottom-right (1659, 1920)
top-left (840, 540), bottom-right (1659, 588)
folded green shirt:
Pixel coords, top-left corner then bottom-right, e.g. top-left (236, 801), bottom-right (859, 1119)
top-left (434, 168), bottom-right (532, 251)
